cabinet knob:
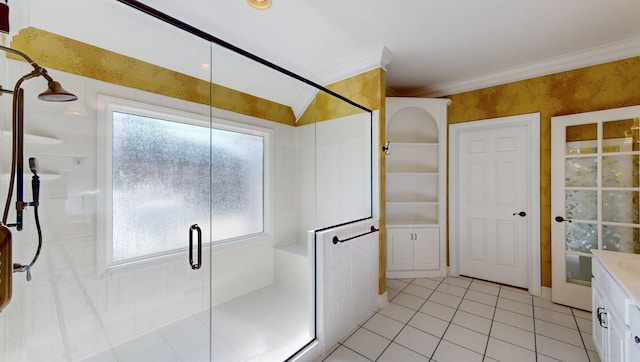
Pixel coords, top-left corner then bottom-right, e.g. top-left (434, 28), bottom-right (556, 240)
top-left (635, 336), bottom-right (640, 344)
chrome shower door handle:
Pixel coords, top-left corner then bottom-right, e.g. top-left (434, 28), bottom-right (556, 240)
top-left (189, 224), bottom-right (202, 270)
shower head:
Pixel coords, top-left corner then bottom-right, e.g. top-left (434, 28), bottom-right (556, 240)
top-left (37, 80), bottom-right (77, 102)
top-left (0, 45), bottom-right (78, 102)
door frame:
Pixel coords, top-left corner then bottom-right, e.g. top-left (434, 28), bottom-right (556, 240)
top-left (449, 113), bottom-right (541, 296)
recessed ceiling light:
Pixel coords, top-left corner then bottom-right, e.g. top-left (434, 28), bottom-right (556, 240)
top-left (247, 0), bottom-right (271, 10)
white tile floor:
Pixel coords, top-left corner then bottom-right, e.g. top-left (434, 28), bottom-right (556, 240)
top-left (83, 285), bottom-right (311, 362)
top-left (322, 277), bottom-right (599, 362)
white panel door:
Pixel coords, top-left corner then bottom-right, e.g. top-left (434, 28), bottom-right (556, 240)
top-left (458, 124), bottom-right (530, 288)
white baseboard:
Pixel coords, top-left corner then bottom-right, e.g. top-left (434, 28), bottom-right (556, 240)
top-left (540, 286), bottom-right (552, 300)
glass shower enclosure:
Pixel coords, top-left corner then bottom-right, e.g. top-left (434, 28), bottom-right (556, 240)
top-left (0, 0), bottom-right (373, 361)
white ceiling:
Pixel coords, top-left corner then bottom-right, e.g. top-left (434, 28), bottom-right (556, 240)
top-left (138, 0), bottom-right (640, 97)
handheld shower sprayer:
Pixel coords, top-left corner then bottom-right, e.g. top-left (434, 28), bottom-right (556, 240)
top-left (29, 157), bottom-right (40, 206)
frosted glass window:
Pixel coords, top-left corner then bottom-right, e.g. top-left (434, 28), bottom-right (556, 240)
top-left (211, 128), bottom-right (264, 241)
top-left (111, 111), bottom-right (264, 263)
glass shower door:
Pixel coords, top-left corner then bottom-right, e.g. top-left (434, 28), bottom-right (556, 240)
top-left (90, 5), bottom-right (215, 359)
top-left (0, 1), bottom-right (215, 360)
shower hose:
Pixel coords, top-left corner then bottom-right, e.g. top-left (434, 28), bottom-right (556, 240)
top-left (13, 204), bottom-right (43, 281)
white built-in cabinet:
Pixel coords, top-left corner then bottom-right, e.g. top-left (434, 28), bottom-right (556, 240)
top-left (385, 97), bottom-right (450, 278)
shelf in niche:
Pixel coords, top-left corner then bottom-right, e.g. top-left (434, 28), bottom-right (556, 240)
top-left (386, 201), bottom-right (439, 205)
top-left (387, 171), bottom-right (439, 176)
top-left (386, 220), bottom-right (439, 228)
top-left (1, 130), bottom-right (62, 144)
top-left (390, 142), bottom-right (438, 147)
top-left (1, 172), bottom-right (62, 180)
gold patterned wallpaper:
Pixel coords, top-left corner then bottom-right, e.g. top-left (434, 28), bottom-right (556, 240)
top-left (10, 27), bottom-right (297, 125)
top-left (446, 56), bottom-right (640, 287)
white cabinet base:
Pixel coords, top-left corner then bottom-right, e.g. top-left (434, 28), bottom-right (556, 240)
top-left (386, 227), bottom-right (443, 279)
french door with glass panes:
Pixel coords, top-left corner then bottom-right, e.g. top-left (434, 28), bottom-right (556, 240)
top-left (551, 106), bottom-right (640, 310)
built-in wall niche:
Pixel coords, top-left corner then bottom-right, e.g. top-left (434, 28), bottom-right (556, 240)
top-left (386, 106), bottom-right (439, 143)
top-left (386, 144), bottom-right (438, 173)
top-left (385, 97), bottom-right (449, 278)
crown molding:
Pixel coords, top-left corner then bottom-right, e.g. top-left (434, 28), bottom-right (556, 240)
top-left (397, 36), bottom-right (640, 98)
top-left (290, 46), bottom-right (392, 120)
top-left (292, 87), bottom-right (317, 122)
top-left (312, 46), bottom-right (393, 86)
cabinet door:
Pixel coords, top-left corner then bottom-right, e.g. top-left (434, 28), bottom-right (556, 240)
top-left (592, 279), bottom-right (608, 360)
top-left (608, 310), bottom-right (625, 362)
top-left (414, 228), bottom-right (439, 270)
top-left (387, 229), bottom-right (413, 271)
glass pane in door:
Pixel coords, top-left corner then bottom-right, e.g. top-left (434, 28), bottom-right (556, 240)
top-left (566, 254), bottom-right (592, 284)
top-left (603, 155), bottom-right (639, 187)
top-left (603, 225), bottom-right (640, 253)
top-left (565, 222), bottom-right (598, 253)
top-left (603, 118), bottom-right (639, 152)
top-left (566, 123), bottom-right (597, 154)
top-left (565, 157), bottom-right (597, 187)
top-left (565, 190), bottom-right (598, 220)
top-left (603, 191), bottom-right (639, 223)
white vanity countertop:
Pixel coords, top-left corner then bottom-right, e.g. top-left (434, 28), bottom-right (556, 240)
top-left (592, 249), bottom-right (640, 304)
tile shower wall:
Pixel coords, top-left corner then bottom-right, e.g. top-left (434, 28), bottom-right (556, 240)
top-left (0, 56), bottom-right (300, 360)
top-left (315, 115), bottom-right (372, 228)
top-left (316, 219), bottom-right (380, 356)
top-left (295, 114), bottom-right (372, 244)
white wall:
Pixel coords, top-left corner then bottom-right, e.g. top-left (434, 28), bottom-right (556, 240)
top-left (316, 218), bottom-right (379, 356)
top-left (294, 113), bottom-right (373, 244)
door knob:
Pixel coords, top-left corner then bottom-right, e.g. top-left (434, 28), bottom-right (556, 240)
top-left (513, 211), bottom-right (526, 217)
top-left (555, 216), bottom-right (572, 223)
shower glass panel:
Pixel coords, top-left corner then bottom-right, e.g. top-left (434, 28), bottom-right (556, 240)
top-left (314, 89), bottom-right (373, 229)
top-left (205, 40), bottom-right (320, 362)
top-left (205, 38), bottom-right (372, 361)
top-left (0, 1), bottom-right (214, 360)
